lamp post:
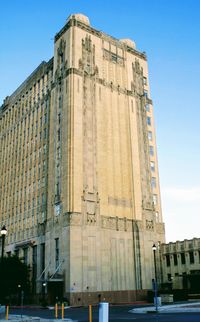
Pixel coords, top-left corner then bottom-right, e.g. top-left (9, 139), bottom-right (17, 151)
top-left (152, 243), bottom-right (158, 312)
top-left (1, 225), bottom-right (7, 259)
top-left (42, 282), bottom-right (47, 306)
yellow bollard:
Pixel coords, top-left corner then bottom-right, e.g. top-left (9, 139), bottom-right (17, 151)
top-left (89, 304), bottom-right (92, 322)
top-left (6, 305), bottom-right (9, 320)
top-left (61, 302), bottom-right (64, 319)
top-left (55, 303), bottom-right (58, 319)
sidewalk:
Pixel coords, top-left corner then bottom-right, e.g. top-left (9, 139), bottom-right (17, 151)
top-left (0, 316), bottom-right (77, 322)
top-left (129, 301), bottom-right (200, 313)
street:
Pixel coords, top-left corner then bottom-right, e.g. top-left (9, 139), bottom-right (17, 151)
top-left (10, 305), bottom-right (200, 322)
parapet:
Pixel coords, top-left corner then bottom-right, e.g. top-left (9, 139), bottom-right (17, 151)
top-left (67, 13), bottom-right (90, 26)
top-left (120, 38), bottom-right (136, 49)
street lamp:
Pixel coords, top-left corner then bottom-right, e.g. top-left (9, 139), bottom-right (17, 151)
top-left (152, 243), bottom-right (158, 312)
top-left (42, 282), bottom-right (47, 306)
top-left (1, 225), bottom-right (7, 259)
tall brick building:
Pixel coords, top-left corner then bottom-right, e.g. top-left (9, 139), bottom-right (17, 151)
top-left (0, 14), bottom-right (165, 304)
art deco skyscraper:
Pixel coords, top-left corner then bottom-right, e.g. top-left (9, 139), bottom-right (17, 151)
top-left (0, 14), bottom-right (165, 304)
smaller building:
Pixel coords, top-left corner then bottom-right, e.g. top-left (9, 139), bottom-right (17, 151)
top-left (161, 238), bottom-right (200, 294)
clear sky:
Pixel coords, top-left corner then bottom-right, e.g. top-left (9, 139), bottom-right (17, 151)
top-left (1, 0), bottom-right (200, 243)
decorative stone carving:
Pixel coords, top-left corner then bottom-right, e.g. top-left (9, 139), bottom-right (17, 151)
top-left (103, 49), bottom-right (125, 66)
top-left (101, 216), bottom-right (141, 232)
top-left (110, 217), bottom-right (117, 230)
top-left (118, 218), bottom-right (125, 231)
top-left (64, 212), bottom-right (82, 226)
top-left (146, 220), bottom-right (154, 231)
top-left (87, 214), bottom-right (96, 225)
top-left (156, 223), bottom-right (165, 234)
top-left (126, 220), bottom-right (133, 232)
top-left (80, 35), bottom-right (99, 226)
top-left (54, 38), bottom-right (67, 82)
top-left (57, 38), bottom-right (66, 66)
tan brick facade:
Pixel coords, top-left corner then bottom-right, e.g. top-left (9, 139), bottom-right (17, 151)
top-left (0, 14), bottom-right (165, 304)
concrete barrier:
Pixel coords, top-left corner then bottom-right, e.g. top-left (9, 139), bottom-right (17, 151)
top-left (154, 296), bottom-right (162, 307)
top-left (160, 294), bottom-right (174, 303)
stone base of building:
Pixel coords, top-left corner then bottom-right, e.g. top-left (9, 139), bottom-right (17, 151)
top-left (27, 289), bottom-right (148, 306)
top-left (66, 289), bottom-right (148, 306)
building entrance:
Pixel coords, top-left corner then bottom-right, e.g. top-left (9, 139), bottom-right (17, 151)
top-left (47, 281), bottom-right (64, 304)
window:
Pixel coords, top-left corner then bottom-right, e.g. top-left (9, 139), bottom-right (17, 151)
top-left (166, 255), bottom-right (170, 267)
top-left (58, 96), bottom-right (62, 109)
top-left (55, 238), bottom-right (59, 269)
top-left (148, 131), bottom-right (153, 141)
top-left (55, 204), bottom-right (61, 216)
top-left (32, 245), bottom-right (37, 293)
top-left (44, 113), bottom-right (48, 124)
top-left (57, 147), bottom-right (61, 159)
top-left (150, 161), bottom-right (155, 172)
top-left (23, 248), bottom-right (28, 265)
top-left (147, 116), bottom-right (151, 126)
top-left (145, 104), bottom-right (150, 112)
top-left (41, 243), bottom-right (45, 273)
top-left (143, 77), bottom-right (147, 85)
top-left (42, 160), bottom-right (46, 171)
top-left (167, 273), bottom-right (172, 281)
top-left (111, 53), bottom-right (117, 63)
top-left (149, 146), bottom-right (154, 156)
top-left (58, 113), bottom-right (61, 125)
top-left (43, 144), bottom-right (47, 154)
top-left (42, 176), bottom-right (46, 187)
top-left (57, 129), bottom-right (61, 142)
top-left (174, 254), bottom-right (178, 266)
top-left (189, 251), bottom-right (194, 264)
top-left (42, 193), bottom-right (45, 205)
top-left (153, 194), bottom-right (157, 205)
top-left (144, 90), bottom-right (148, 98)
top-left (151, 177), bottom-right (156, 189)
top-left (181, 253), bottom-right (186, 264)
top-left (155, 211), bottom-right (159, 222)
top-left (44, 128), bottom-right (47, 139)
top-left (56, 181), bottom-right (61, 196)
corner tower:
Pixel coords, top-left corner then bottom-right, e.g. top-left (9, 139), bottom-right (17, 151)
top-left (47, 13), bottom-right (165, 304)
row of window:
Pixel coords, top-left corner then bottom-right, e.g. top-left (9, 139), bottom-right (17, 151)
top-left (0, 70), bottom-right (52, 132)
top-left (145, 102), bottom-right (157, 195)
top-left (1, 122), bottom-right (48, 160)
top-left (0, 159), bottom-right (47, 208)
top-left (0, 103), bottom-right (49, 212)
top-left (7, 239), bottom-right (59, 277)
top-left (55, 96), bottom-right (62, 200)
top-left (165, 251), bottom-right (199, 267)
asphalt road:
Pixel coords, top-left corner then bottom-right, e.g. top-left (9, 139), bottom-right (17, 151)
top-left (9, 305), bottom-right (200, 322)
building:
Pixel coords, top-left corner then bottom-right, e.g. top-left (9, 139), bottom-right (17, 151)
top-left (0, 13), bottom-right (165, 304)
top-left (161, 238), bottom-right (200, 294)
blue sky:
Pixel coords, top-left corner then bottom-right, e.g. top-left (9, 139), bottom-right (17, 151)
top-left (1, 0), bottom-right (200, 242)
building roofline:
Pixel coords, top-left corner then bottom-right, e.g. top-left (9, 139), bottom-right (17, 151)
top-left (0, 58), bottom-right (53, 113)
top-left (55, 15), bottom-right (147, 61)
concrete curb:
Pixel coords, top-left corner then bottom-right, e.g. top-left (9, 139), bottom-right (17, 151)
top-left (1, 316), bottom-right (77, 322)
top-left (129, 301), bottom-right (200, 314)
